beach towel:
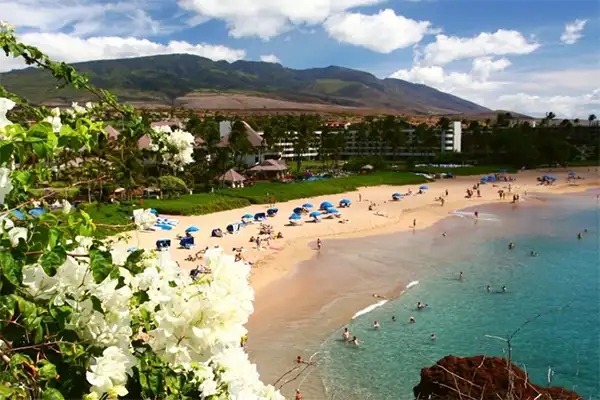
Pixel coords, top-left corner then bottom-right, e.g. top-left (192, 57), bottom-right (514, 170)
top-left (154, 223), bottom-right (173, 230)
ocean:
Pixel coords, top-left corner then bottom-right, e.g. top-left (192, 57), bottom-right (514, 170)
top-left (247, 191), bottom-right (600, 400)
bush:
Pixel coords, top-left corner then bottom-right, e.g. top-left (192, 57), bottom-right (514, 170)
top-left (158, 175), bottom-right (188, 198)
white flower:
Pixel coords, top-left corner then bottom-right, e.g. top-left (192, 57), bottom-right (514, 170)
top-left (44, 115), bottom-right (62, 133)
top-left (50, 107), bottom-right (60, 117)
top-left (0, 167), bottom-right (12, 205)
top-left (22, 264), bottom-right (59, 300)
top-left (150, 126), bottom-right (195, 168)
top-left (0, 21), bottom-right (15, 31)
top-left (132, 208), bottom-right (157, 230)
top-left (0, 97), bottom-right (15, 131)
top-left (72, 102), bottom-right (86, 114)
top-left (7, 227), bottom-right (27, 247)
top-left (0, 214), bottom-right (14, 233)
top-left (62, 199), bottom-right (72, 214)
top-left (85, 102), bottom-right (94, 110)
top-left (87, 346), bottom-right (137, 397)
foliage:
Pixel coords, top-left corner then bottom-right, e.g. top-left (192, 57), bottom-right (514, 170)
top-left (0, 23), bottom-right (282, 400)
top-left (157, 176), bottom-right (188, 198)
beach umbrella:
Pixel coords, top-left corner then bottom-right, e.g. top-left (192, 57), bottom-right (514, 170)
top-left (29, 208), bottom-right (46, 218)
top-left (419, 185), bottom-right (429, 190)
top-left (185, 226), bottom-right (199, 233)
top-left (267, 208), bottom-right (278, 213)
top-left (568, 172), bottom-right (576, 176)
top-left (303, 203), bottom-right (314, 208)
top-left (242, 213), bottom-right (253, 219)
top-left (11, 210), bottom-right (25, 220)
top-left (327, 208), bottom-right (340, 214)
top-left (480, 177), bottom-right (488, 181)
top-left (254, 212), bottom-right (266, 220)
top-left (340, 199), bottom-right (351, 204)
top-left (293, 207), bottom-right (304, 214)
top-left (289, 213), bottom-right (302, 220)
top-left (392, 193), bottom-right (401, 197)
top-left (149, 209), bottom-right (158, 215)
top-left (320, 201), bottom-right (333, 210)
top-left (309, 211), bottom-right (322, 218)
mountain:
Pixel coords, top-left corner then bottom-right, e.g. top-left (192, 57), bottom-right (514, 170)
top-left (1, 54), bottom-right (491, 114)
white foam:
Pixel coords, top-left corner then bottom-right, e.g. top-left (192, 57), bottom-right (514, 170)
top-left (405, 280), bottom-right (419, 289)
top-left (451, 210), bottom-right (500, 222)
top-left (351, 300), bottom-right (387, 320)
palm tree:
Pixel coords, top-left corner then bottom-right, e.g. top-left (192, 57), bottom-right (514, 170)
top-left (588, 114), bottom-right (597, 125)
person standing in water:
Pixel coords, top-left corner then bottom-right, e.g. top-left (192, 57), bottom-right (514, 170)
top-left (431, 333), bottom-right (437, 340)
top-left (343, 327), bottom-right (350, 341)
top-left (577, 232), bottom-right (583, 240)
top-left (487, 285), bottom-right (491, 292)
top-left (373, 321), bottom-right (380, 329)
top-left (502, 285), bottom-right (507, 293)
top-left (459, 271), bottom-right (464, 281)
top-left (295, 389), bottom-right (303, 400)
top-left (409, 316), bottom-right (415, 324)
top-left (317, 238), bottom-right (322, 250)
top-left (474, 211), bottom-right (479, 218)
top-left (352, 336), bottom-right (360, 345)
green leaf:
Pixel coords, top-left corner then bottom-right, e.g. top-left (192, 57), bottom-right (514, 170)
top-left (40, 247), bottom-right (66, 276)
top-left (9, 353), bottom-right (33, 369)
top-left (90, 295), bottom-right (104, 314)
top-left (49, 302), bottom-right (72, 329)
top-left (89, 248), bottom-right (114, 283)
top-left (0, 295), bottom-right (17, 321)
top-left (0, 383), bottom-right (16, 398)
top-left (41, 388), bottom-right (64, 400)
top-left (28, 225), bottom-right (50, 252)
top-left (0, 252), bottom-right (22, 286)
top-left (0, 142), bottom-right (13, 166)
top-left (38, 362), bottom-right (58, 381)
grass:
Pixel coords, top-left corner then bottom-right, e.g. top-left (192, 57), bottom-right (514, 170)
top-left (142, 194), bottom-right (251, 216)
top-left (76, 203), bottom-right (135, 239)
top-left (413, 165), bottom-right (517, 176)
top-left (217, 171), bottom-right (427, 205)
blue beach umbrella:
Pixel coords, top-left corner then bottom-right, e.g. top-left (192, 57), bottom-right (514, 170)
top-left (480, 177), bottom-right (488, 181)
top-left (419, 185), bottom-right (429, 190)
top-left (293, 207), bottom-right (304, 214)
top-left (309, 211), bottom-right (322, 218)
top-left (303, 203), bottom-right (314, 208)
top-left (11, 210), bottom-right (25, 220)
top-left (568, 172), bottom-right (576, 176)
top-left (392, 193), bottom-right (401, 197)
top-left (327, 208), bottom-right (339, 214)
top-left (320, 201), bottom-right (333, 210)
top-left (185, 226), bottom-right (199, 233)
top-left (29, 208), bottom-right (46, 218)
top-left (267, 208), bottom-right (278, 213)
top-left (340, 199), bottom-right (351, 204)
top-left (242, 213), bottom-right (253, 219)
top-left (289, 213), bottom-right (302, 220)
top-left (149, 209), bottom-right (158, 215)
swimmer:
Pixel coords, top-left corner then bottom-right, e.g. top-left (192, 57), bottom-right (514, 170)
top-left (487, 285), bottom-right (491, 292)
top-left (502, 285), bottom-right (507, 293)
top-left (431, 333), bottom-right (437, 340)
top-left (474, 211), bottom-right (479, 218)
top-left (392, 316), bottom-right (396, 321)
top-left (577, 232), bottom-right (582, 240)
top-left (530, 250), bottom-right (538, 257)
top-left (373, 321), bottom-right (380, 329)
top-left (409, 316), bottom-right (415, 324)
top-left (343, 327), bottom-right (350, 341)
top-left (459, 271), bottom-right (464, 281)
top-left (352, 336), bottom-right (360, 345)
top-left (508, 242), bottom-right (515, 249)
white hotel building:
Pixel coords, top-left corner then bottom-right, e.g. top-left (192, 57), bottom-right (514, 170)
top-left (270, 121), bottom-right (462, 160)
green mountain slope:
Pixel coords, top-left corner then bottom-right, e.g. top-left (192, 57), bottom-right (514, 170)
top-left (1, 54), bottom-right (491, 114)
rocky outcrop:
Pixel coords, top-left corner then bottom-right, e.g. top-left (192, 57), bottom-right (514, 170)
top-left (413, 355), bottom-right (581, 400)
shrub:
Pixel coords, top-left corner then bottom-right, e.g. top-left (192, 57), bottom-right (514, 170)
top-left (143, 194), bottom-right (251, 216)
top-left (158, 175), bottom-right (188, 198)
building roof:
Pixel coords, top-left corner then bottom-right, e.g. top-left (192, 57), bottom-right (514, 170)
top-left (105, 125), bottom-right (204, 149)
top-left (249, 159), bottom-right (289, 172)
top-left (218, 168), bottom-right (246, 182)
top-left (150, 120), bottom-right (182, 128)
top-left (217, 121), bottom-right (264, 148)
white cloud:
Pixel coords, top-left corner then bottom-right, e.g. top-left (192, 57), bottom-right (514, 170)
top-left (177, 0), bottom-right (382, 39)
top-left (422, 30), bottom-right (540, 65)
top-left (1, 33), bottom-right (246, 73)
top-left (495, 90), bottom-right (599, 118)
top-left (560, 19), bottom-right (587, 44)
top-left (260, 54), bottom-right (281, 63)
top-left (323, 9), bottom-right (434, 53)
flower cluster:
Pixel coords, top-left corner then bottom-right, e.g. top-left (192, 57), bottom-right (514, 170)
top-left (20, 239), bottom-right (283, 399)
top-left (149, 126), bottom-right (195, 170)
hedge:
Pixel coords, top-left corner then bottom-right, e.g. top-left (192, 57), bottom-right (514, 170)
top-left (142, 194), bottom-right (251, 216)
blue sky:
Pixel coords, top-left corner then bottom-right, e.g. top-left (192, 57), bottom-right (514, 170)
top-left (1, 0), bottom-right (598, 117)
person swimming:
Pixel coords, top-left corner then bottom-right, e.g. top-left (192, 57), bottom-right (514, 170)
top-left (508, 242), bottom-right (516, 249)
top-left (459, 271), bottom-right (464, 281)
top-left (487, 285), bottom-right (491, 292)
top-left (373, 321), bottom-right (380, 329)
top-left (577, 232), bottom-right (583, 240)
top-left (409, 316), bottom-right (415, 324)
top-left (343, 327), bottom-right (350, 341)
top-left (352, 336), bottom-right (360, 345)
top-left (431, 332), bottom-right (437, 340)
top-left (530, 250), bottom-right (538, 257)
top-left (502, 285), bottom-right (507, 293)
top-left (392, 316), bottom-right (396, 321)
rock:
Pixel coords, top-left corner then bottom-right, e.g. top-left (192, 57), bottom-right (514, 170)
top-left (413, 355), bottom-right (581, 400)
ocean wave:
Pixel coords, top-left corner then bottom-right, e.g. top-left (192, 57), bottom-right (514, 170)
top-left (351, 281), bottom-right (420, 320)
top-left (451, 210), bottom-right (500, 222)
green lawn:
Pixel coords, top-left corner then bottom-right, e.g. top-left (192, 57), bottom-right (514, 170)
top-left (142, 194), bottom-right (251, 216)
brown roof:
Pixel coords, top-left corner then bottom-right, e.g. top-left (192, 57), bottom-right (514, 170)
top-left (218, 168), bottom-right (246, 182)
top-left (249, 159), bottom-right (289, 172)
top-left (217, 121), bottom-right (263, 148)
top-left (150, 120), bottom-right (181, 128)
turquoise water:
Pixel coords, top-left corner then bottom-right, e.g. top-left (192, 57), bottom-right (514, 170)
top-left (320, 193), bottom-right (600, 399)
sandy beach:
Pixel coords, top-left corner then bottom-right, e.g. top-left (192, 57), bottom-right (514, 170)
top-left (114, 167), bottom-right (599, 293)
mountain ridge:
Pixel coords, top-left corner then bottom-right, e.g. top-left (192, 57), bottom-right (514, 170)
top-left (2, 53), bottom-right (492, 115)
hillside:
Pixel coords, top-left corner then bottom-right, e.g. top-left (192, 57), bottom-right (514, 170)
top-left (1, 54), bottom-right (491, 115)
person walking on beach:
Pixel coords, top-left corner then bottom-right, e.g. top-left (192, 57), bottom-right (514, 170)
top-left (359, 193), bottom-right (362, 202)
top-left (413, 219), bottom-right (417, 228)
top-left (295, 389), bottom-right (303, 400)
top-left (445, 189), bottom-right (449, 196)
top-left (317, 238), bottom-right (322, 250)
top-left (474, 211), bottom-right (479, 218)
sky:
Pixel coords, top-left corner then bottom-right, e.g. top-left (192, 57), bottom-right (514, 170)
top-left (0, 0), bottom-right (598, 118)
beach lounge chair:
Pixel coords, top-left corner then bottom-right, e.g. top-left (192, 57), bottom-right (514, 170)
top-left (211, 228), bottom-right (223, 238)
top-left (154, 223), bottom-right (173, 230)
top-left (156, 239), bottom-right (171, 250)
top-left (179, 236), bottom-right (195, 249)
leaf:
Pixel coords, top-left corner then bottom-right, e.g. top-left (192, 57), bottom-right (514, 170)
top-left (40, 247), bottom-right (66, 276)
top-left (0, 142), bottom-right (13, 166)
top-left (28, 225), bottom-right (50, 252)
top-left (49, 302), bottom-right (72, 329)
top-left (41, 388), bottom-right (64, 400)
top-left (89, 248), bottom-right (114, 283)
top-left (38, 362), bottom-right (58, 381)
top-left (0, 295), bottom-right (17, 321)
top-left (0, 252), bottom-right (22, 286)
top-left (90, 295), bottom-right (104, 314)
